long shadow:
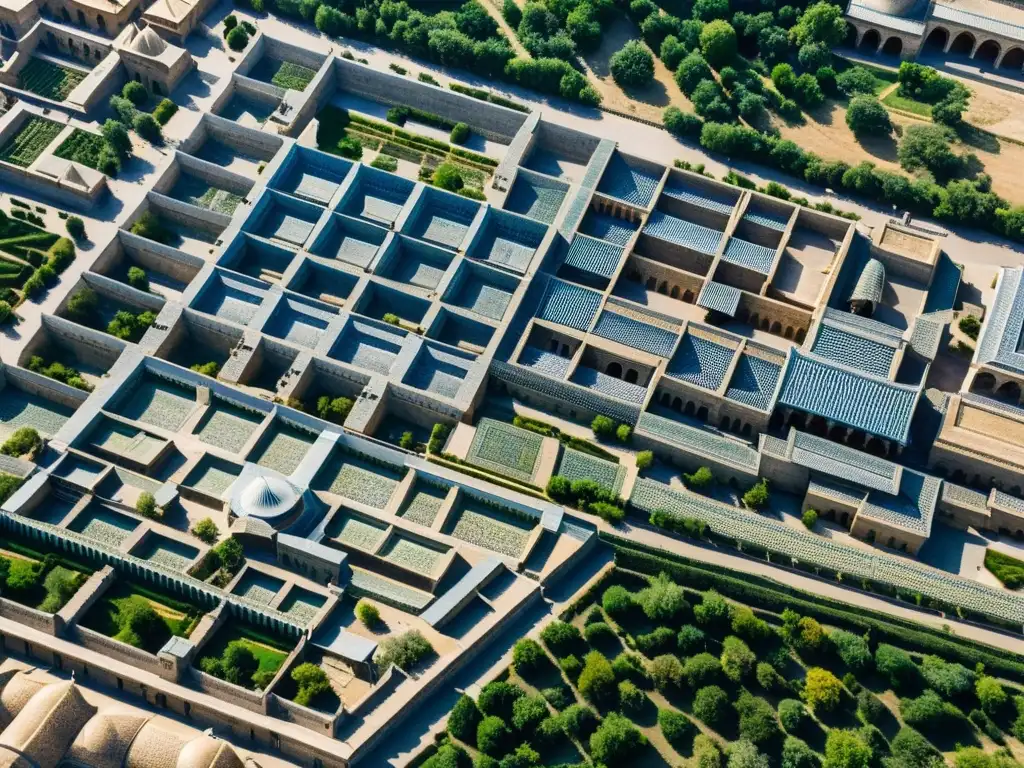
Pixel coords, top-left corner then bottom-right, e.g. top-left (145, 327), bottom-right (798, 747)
top-left (958, 124), bottom-right (1000, 154)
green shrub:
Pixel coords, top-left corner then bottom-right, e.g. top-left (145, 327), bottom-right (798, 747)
top-left (478, 680), bottom-right (524, 720)
top-left (591, 414), bottom-right (616, 438)
top-left (476, 715), bottom-right (511, 757)
top-left (0, 301), bottom-right (11, 325)
top-left (540, 620), bottom-right (583, 656)
top-left (584, 621), bottom-right (616, 645)
top-left (779, 699), bottom-right (806, 732)
top-left (782, 736), bottom-right (819, 768)
top-left (133, 113), bottom-right (162, 143)
top-left (226, 25), bottom-right (249, 51)
top-left (735, 691), bottom-right (782, 747)
top-left (127, 265), bottom-right (149, 291)
top-left (677, 624), bottom-right (706, 655)
top-left (122, 80), bottom-right (148, 106)
top-left (976, 675), bottom-right (1008, 717)
top-left (802, 509), bottom-right (818, 529)
top-left (0, 427), bottom-right (41, 458)
top-left (611, 652), bottom-right (649, 686)
top-left (602, 584), bottom-right (634, 618)
top-left (135, 492), bottom-right (158, 519)
top-left (450, 123), bottom-right (470, 144)
top-left (686, 466), bottom-right (714, 489)
top-left (846, 96), bottom-right (891, 136)
top-left (376, 630), bottom-right (433, 672)
top-left (355, 599), bottom-right (381, 627)
top-left (693, 684), bottom-right (730, 727)
top-left (636, 572), bottom-right (690, 624)
top-left (511, 694), bottom-right (548, 735)
top-left (559, 703), bottom-right (596, 739)
top-left (610, 40), bottom-right (654, 87)
top-left (590, 712), bottom-right (646, 764)
top-left (659, 707), bottom-right (691, 746)
top-left (649, 653), bottom-right (684, 691)
top-left (900, 690), bottom-right (963, 733)
top-left (433, 162), bottom-right (464, 191)
top-left (190, 362), bottom-right (220, 377)
top-left (983, 549), bottom-right (1024, 588)
top-left (291, 663), bottom-right (331, 707)
top-left (721, 636), bottom-right (756, 682)
top-left (875, 644), bottom-right (919, 690)
top-left (191, 517), bottom-right (218, 544)
top-left (316, 395), bottom-right (353, 425)
top-left (802, 667), bottom-right (843, 713)
top-left (512, 638), bottom-right (546, 675)
top-left (831, 629), bottom-right (872, 672)
top-left (636, 450), bottom-right (653, 470)
top-left (577, 650), bottom-right (617, 707)
top-left (153, 99), bottom-right (178, 125)
top-left (65, 216), bottom-right (85, 241)
top-left (743, 479), bottom-right (770, 509)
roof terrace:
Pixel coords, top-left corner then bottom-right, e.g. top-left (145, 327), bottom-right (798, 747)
top-left (595, 151), bottom-right (663, 209)
top-left (262, 295), bottom-right (335, 349)
top-left (336, 164), bottom-right (415, 226)
top-left (465, 209), bottom-right (547, 275)
top-left (243, 190), bottom-right (324, 249)
top-left (374, 235), bottom-right (454, 291)
top-left (271, 146), bottom-right (352, 205)
top-left (402, 188), bottom-right (481, 250)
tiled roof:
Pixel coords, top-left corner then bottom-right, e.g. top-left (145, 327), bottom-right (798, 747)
top-left (570, 365), bottom-right (648, 403)
top-left (644, 211), bottom-right (722, 255)
top-left (932, 3), bottom-right (1024, 42)
top-left (596, 152), bottom-right (662, 208)
top-left (758, 433), bottom-right (789, 458)
top-left (562, 235), bottom-right (625, 279)
top-left (637, 412), bottom-right (760, 470)
top-left (666, 332), bottom-right (734, 390)
top-left (811, 322), bottom-right (896, 379)
top-left (579, 211), bottom-right (639, 246)
top-left (726, 354), bottom-right (782, 411)
top-left (923, 253), bottom-right (962, 315)
top-left (743, 208), bottom-right (789, 231)
top-left (556, 447), bottom-right (625, 493)
top-left (822, 307), bottom-right (904, 342)
top-left (850, 258), bottom-right (885, 306)
top-left (807, 477), bottom-right (867, 508)
top-left (697, 282), bottom-right (741, 317)
top-left (593, 310), bottom-right (679, 358)
top-left (847, 3), bottom-right (926, 33)
top-left (779, 349), bottom-right (920, 443)
top-left (975, 267), bottom-right (1024, 375)
top-left (517, 345), bottom-right (572, 378)
top-left (469, 210), bottom-right (547, 274)
top-left (909, 316), bottom-right (944, 361)
top-left (504, 169), bottom-right (569, 224)
top-left (791, 430), bottom-right (901, 494)
top-left (721, 237), bottom-right (776, 274)
top-left (960, 391), bottom-right (1024, 420)
top-left (941, 482), bottom-right (988, 512)
top-left (993, 490), bottom-right (1024, 514)
top-left (861, 468), bottom-right (940, 537)
top-left (661, 180), bottom-right (736, 215)
top-left (536, 278), bottom-right (602, 331)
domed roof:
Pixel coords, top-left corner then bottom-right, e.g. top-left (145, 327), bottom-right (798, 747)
top-left (850, 258), bottom-right (886, 307)
top-left (177, 737), bottom-right (244, 768)
top-left (125, 721), bottom-right (187, 768)
top-left (238, 475), bottom-right (298, 520)
top-left (67, 712), bottom-right (149, 768)
top-left (0, 681), bottom-right (97, 768)
top-left (0, 745), bottom-right (31, 768)
top-left (0, 671), bottom-right (45, 726)
top-left (130, 26), bottom-right (168, 57)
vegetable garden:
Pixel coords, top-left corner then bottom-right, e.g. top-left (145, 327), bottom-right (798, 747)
top-left (54, 129), bottom-right (109, 171)
top-left (0, 116), bottom-right (63, 168)
top-left (17, 57), bottom-right (85, 101)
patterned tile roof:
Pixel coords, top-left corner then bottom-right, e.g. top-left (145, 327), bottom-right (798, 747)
top-left (909, 316), bottom-right (944, 361)
top-left (791, 430), bottom-right (901, 494)
top-left (721, 237), bottom-right (776, 274)
top-left (807, 477), bottom-right (867, 508)
top-left (403, 345), bottom-right (470, 398)
top-left (536, 278), bottom-right (603, 331)
top-left (504, 169), bottom-right (569, 224)
top-left (779, 349), bottom-right (920, 443)
top-left (975, 267), bottom-right (1024, 375)
top-left (666, 332), bottom-right (734, 390)
top-left (517, 345), bottom-right (572, 378)
top-left (850, 258), bottom-right (886, 306)
top-left (644, 211), bottom-right (722, 255)
top-left (637, 412), bottom-right (760, 470)
top-left (556, 447), bottom-right (626, 493)
top-left (823, 307), bottom-right (905, 342)
top-left (923, 253), bottom-right (962, 315)
top-left (811, 322), bottom-right (897, 378)
top-left (932, 3), bottom-right (1024, 42)
top-left (758, 433), bottom-right (789, 458)
top-left (562, 235), bottom-right (625, 279)
top-left (941, 482), bottom-right (988, 511)
top-left (593, 310), bottom-right (679, 358)
top-left (726, 354), bottom-right (782, 411)
top-left (661, 180), bottom-right (736, 215)
top-left (697, 282), bottom-right (741, 317)
top-left (743, 209), bottom-right (789, 231)
top-left (579, 211), bottom-right (639, 246)
top-left (861, 468), bottom-right (940, 537)
top-left (596, 152), bottom-right (662, 208)
top-left (570, 365), bottom-right (648, 403)
top-left (992, 490), bottom-right (1024, 514)
top-left (848, 3), bottom-right (925, 34)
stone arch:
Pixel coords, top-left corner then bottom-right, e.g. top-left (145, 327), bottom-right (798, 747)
top-left (670, 285), bottom-right (680, 299)
top-left (784, 326), bottom-right (794, 340)
top-left (625, 368), bottom-right (639, 384)
top-left (661, 391), bottom-right (671, 405)
top-left (732, 418), bottom-right (742, 432)
top-left (658, 280), bottom-right (668, 294)
top-left (881, 36), bottom-right (903, 56)
top-left (974, 39), bottom-right (1000, 64)
top-left (152, 81), bottom-right (163, 96)
top-left (808, 415), bottom-right (828, 436)
top-left (924, 26), bottom-right (948, 50)
top-left (683, 400), bottom-right (694, 415)
top-left (77, 8), bottom-right (86, 24)
top-left (560, 343), bottom-right (570, 356)
top-left (83, 43), bottom-right (90, 57)
top-left (749, 313), bottom-right (759, 328)
top-left (61, 6), bottom-right (70, 21)
top-left (787, 411), bottom-right (807, 430)
top-left (828, 424), bottom-right (847, 441)
top-left (866, 437), bottom-right (887, 456)
top-left (606, 361), bottom-right (623, 378)
top-left (696, 406), bottom-right (709, 421)
top-left (646, 276), bottom-right (656, 290)
top-left (741, 423), bottom-right (752, 437)
top-left (1000, 47), bottom-right (1024, 69)
top-left (760, 317), bottom-right (770, 331)
top-left (97, 13), bottom-right (105, 29)
top-left (770, 320), bottom-right (782, 334)
top-left (845, 23), bottom-right (859, 47)
top-left (996, 379), bottom-right (1021, 402)
top-left (848, 430), bottom-right (866, 449)
top-left (548, 338), bottom-right (559, 353)
top-left (721, 415), bottom-right (731, 430)
top-left (683, 289), bottom-right (694, 303)
top-left (860, 28), bottom-right (881, 50)
top-left (769, 411), bottom-right (784, 430)
top-left (795, 328), bottom-right (806, 343)
top-left (949, 30), bottom-right (975, 55)
top-left (974, 371), bottom-right (996, 392)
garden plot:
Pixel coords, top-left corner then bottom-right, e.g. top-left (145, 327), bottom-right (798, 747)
top-left (444, 498), bottom-right (534, 559)
top-left (398, 480), bottom-right (449, 527)
top-left (192, 400), bottom-right (264, 454)
top-left (183, 455), bottom-right (241, 498)
top-left (0, 386), bottom-right (74, 439)
top-left (249, 423), bottom-right (316, 475)
top-left (196, 623), bottom-right (294, 690)
top-left (169, 172), bottom-right (245, 216)
top-left (556, 447), bottom-right (625, 494)
top-left (113, 377), bottom-right (197, 432)
top-left (81, 581), bottom-right (203, 653)
top-left (232, 570), bottom-right (285, 606)
top-left (67, 504), bottom-right (141, 548)
top-left (326, 510), bottom-right (389, 552)
top-left (277, 588), bottom-right (325, 625)
top-left (314, 450), bottom-right (404, 508)
top-left (249, 58), bottom-right (317, 92)
top-left (17, 57), bottom-right (85, 101)
top-left (465, 418), bottom-right (544, 484)
top-left (0, 116), bottom-right (63, 167)
top-left (53, 129), bottom-right (107, 171)
top-left (133, 535), bottom-right (199, 571)
top-left (379, 534), bottom-right (448, 578)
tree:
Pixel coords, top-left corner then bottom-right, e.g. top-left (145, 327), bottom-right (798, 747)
top-left (837, 67), bottom-right (877, 96)
top-left (130, 211), bottom-right (169, 244)
top-left (684, 652), bottom-right (722, 687)
top-left (803, 667), bottom-right (843, 713)
top-left (976, 675), bottom-right (1008, 717)
top-left (618, 680), bottom-right (645, 713)
top-left (65, 216), bottom-right (85, 241)
top-left (695, 735), bottom-right (723, 768)
top-left (830, 630), bottom-right (871, 672)
top-left (772, 63), bottom-right (797, 93)
top-left (694, 589), bottom-right (731, 630)
top-left (757, 662), bottom-right (785, 692)
top-left (602, 585), bottom-right (635, 618)
top-left (123, 80), bottom-right (148, 106)
top-left (898, 125), bottom-right (961, 179)
top-left (0, 301), bottom-right (11, 325)
top-left (135, 492), bottom-right (158, 519)
top-left (590, 712), bottom-right (646, 764)
top-left (540, 620), bottom-right (583, 657)
top-left (889, 727), bottom-right (943, 768)
top-left (291, 663), bottom-right (331, 707)
top-left (798, 41), bottom-right (831, 71)
top-left (693, 685), bottom-right (731, 727)
top-left (783, 736), bottom-right (819, 768)
top-left (802, 509), bottom-right (818, 529)
top-left (478, 681), bottom-right (524, 720)
top-left (693, 0), bottom-right (729, 21)
top-left (731, 606), bottom-right (771, 643)
top-left (794, 73), bottom-right (824, 107)
top-left (636, 450), bottom-right (654, 470)
top-left (743, 479), bottom-right (770, 509)
top-left (823, 730), bottom-right (872, 768)
top-left (649, 654), bottom-right (684, 691)
top-left (226, 25), bottom-right (249, 50)
top-left (721, 636), bottom-right (756, 682)
top-left (476, 716), bottom-right (511, 756)
top-left (66, 287), bottom-right (99, 324)
top-left (687, 466), bottom-right (715, 489)
top-left (900, 690), bottom-right (962, 733)
top-left (578, 651), bottom-right (617, 707)
top-left (735, 691), bottom-right (782, 747)
top-left (875, 644), bottom-right (919, 691)
top-left (1, 428), bottom-right (41, 459)
top-left (133, 113), bottom-right (162, 143)
top-left (729, 740), bottom-right (770, 768)
top-left (376, 630), bottom-right (433, 672)
top-left (512, 638), bottom-right (545, 675)
top-left (191, 518), bottom-right (218, 544)
top-left (675, 52), bottom-right (713, 95)
top-left (846, 96), bottom-right (891, 136)
top-left (791, 2), bottom-right (846, 47)
top-left (857, 688), bottom-right (885, 724)
top-left (779, 699), bottom-right (807, 733)
top-left (102, 119), bottom-right (132, 158)
top-left (223, 13), bottom-right (237, 30)
top-left (127, 266), bottom-right (149, 291)
top-left (433, 163), bottom-right (464, 191)
top-left (511, 695), bottom-right (548, 735)
top-left (678, 625), bottom-right (706, 655)
top-left (636, 572), bottom-right (689, 624)
top-left (114, 596), bottom-right (167, 649)
top-left (920, 656), bottom-right (974, 699)
top-left (700, 19), bottom-right (737, 67)
top-left (355, 599), bottom-right (381, 627)
top-left (559, 704), bottom-right (597, 740)
top-left (591, 414), bottom-right (616, 438)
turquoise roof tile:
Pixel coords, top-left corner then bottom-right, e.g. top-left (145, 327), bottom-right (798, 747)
top-left (667, 333), bottom-right (734, 390)
top-left (597, 152), bottom-right (662, 208)
top-left (791, 430), bottom-right (900, 494)
top-left (593, 310), bottom-right (679, 358)
top-left (726, 354), bottom-right (781, 411)
top-left (644, 211), bottom-right (722, 255)
top-left (562, 235), bottom-right (625, 279)
top-left (811, 322), bottom-right (896, 378)
top-left (570, 365), bottom-right (648, 403)
top-left (536, 278), bottom-right (603, 331)
top-left (637, 412), bottom-right (760, 470)
top-left (975, 267), bottom-right (1024, 375)
top-left (517, 345), bottom-right (572, 378)
top-left (697, 282), bottom-right (741, 317)
top-left (721, 237), bottom-right (776, 274)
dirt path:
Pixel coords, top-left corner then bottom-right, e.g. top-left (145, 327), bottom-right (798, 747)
top-left (481, 0), bottom-right (530, 58)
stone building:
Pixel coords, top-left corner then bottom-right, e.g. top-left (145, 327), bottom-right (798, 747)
top-left (114, 24), bottom-right (194, 96)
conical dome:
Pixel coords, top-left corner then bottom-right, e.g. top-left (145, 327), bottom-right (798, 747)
top-left (238, 475), bottom-right (297, 520)
top-left (130, 26), bottom-right (168, 57)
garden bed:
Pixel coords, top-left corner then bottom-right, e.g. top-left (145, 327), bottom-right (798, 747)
top-left (0, 116), bottom-right (63, 167)
top-left (53, 129), bottom-right (107, 170)
top-left (0, 540), bottom-right (91, 613)
top-left (17, 57), bottom-right (85, 101)
top-left (197, 622), bottom-right (294, 690)
top-left (443, 498), bottom-right (534, 559)
top-left (80, 581), bottom-right (204, 652)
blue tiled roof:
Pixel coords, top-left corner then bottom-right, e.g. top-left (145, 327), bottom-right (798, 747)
top-left (932, 3), bottom-right (1024, 42)
top-left (644, 211), bottom-right (722, 255)
top-left (667, 333), bottom-right (734, 390)
top-left (570, 366), bottom-right (647, 403)
top-left (975, 267), bottom-right (1024, 375)
top-left (593, 311), bottom-right (678, 358)
top-left (596, 152), bottom-right (662, 208)
top-left (517, 345), bottom-right (572, 378)
top-left (726, 354), bottom-right (782, 411)
top-left (637, 412), bottom-right (760, 471)
top-left (504, 169), bottom-right (569, 224)
top-left (862, 468), bottom-right (940, 537)
top-left (778, 349), bottom-right (920, 444)
top-left (923, 253), bottom-right (962, 315)
top-left (562, 235), bottom-right (624, 279)
top-left (722, 237), bottom-right (776, 274)
top-left (661, 181), bottom-right (736, 216)
top-left (536, 278), bottom-right (602, 331)
top-left (579, 211), bottom-right (639, 246)
top-left (744, 209), bottom-right (789, 231)
top-left (811, 323), bottom-right (897, 379)
top-left (698, 282), bottom-right (741, 317)
top-left (791, 430), bottom-right (900, 494)
top-left (909, 316), bottom-right (944, 361)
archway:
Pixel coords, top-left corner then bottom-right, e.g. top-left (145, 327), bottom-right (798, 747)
top-left (784, 326), bottom-right (794, 340)
top-left (973, 371), bottom-right (996, 392)
top-left (670, 285), bottom-right (679, 299)
top-left (795, 328), bottom-right (806, 343)
top-left (881, 36), bottom-right (903, 56)
top-left (859, 29), bottom-right (881, 51)
top-left (676, 397), bottom-right (686, 412)
top-left (606, 361), bottom-right (622, 378)
top-left (683, 289), bottom-right (694, 303)
top-left (696, 406), bottom-right (709, 421)
top-left (995, 379), bottom-right (1021, 403)
top-left (721, 416), bottom-right (731, 430)
top-left (741, 424), bottom-right (752, 437)
top-left (845, 23), bottom-right (858, 47)
top-left (684, 401), bottom-right (695, 415)
top-left (770, 321), bottom-right (782, 335)
top-left (865, 437), bottom-right (887, 456)
top-left (848, 430), bottom-right (866, 450)
top-left (646, 277), bottom-right (656, 291)
top-left (949, 31), bottom-right (975, 55)
top-left (787, 411), bottom-right (807, 431)
top-left (828, 424), bottom-right (847, 441)
top-left (61, 6), bottom-right (70, 22)
top-left (548, 338), bottom-right (559, 353)
top-left (1001, 47), bottom-right (1024, 69)
top-left (625, 368), bottom-right (639, 384)
top-left (661, 391), bottom-right (671, 406)
top-left (924, 26), bottom-right (948, 50)
top-left (658, 281), bottom-right (668, 294)
top-left (808, 416), bottom-right (828, 436)
top-left (97, 13), bottom-right (105, 29)
top-left (77, 9), bottom-right (86, 24)
top-left (974, 39), bottom-right (1000, 65)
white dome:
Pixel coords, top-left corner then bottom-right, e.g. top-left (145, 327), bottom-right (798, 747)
top-left (238, 475), bottom-right (297, 520)
top-left (130, 27), bottom-right (168, 57)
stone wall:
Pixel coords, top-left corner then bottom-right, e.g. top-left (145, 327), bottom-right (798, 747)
top-left (73, 625), bottom-right (165, 675)
top-left (3, 363), bottom-right (90, 409)
top-left (57, 564), bottom-right (116, 633)
top-left (82, 270), bottom-right (166, 313)
top-left (34, 314), bottom-right (127, 371)
top-left (184, 114), bottom-right (284, 161)
top-left (120, 230), bottom-right (206, 284)
top-left (272, 694), bottom-right (337, 735)
top-left (0, 598), bottom-right (59, 634)
top-left (192, 668), bottom-right (269, 713)
top-left (870, 239), bottom-right (935, 286)
top-left (148, 190), bottom-right (231, 235)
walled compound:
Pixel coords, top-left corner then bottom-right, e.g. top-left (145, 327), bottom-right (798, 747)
top-left (0, 5), bottom-right (1022, 766)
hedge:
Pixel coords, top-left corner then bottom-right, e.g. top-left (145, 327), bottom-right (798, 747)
top-left (605, 536), bottom-right (1024, 682)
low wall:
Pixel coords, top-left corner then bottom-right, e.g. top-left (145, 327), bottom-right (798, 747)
top-left (3, 363), bottom-right (90, 410)
top-left (120, 230), bottom-right (206, 284)
top-left (73, 624), bottom-right (165, 674)
top-left (346, 665), bottom-right (406, 719)
top-left (83, 271), bottom-right (166, 313)
top-left (192, 668), bottom-right (268, 713)
top-left (57, 564), bottom-right (116, 631)
top-left (36, 314), bottom-right (127, 371)
top-left (272, 693), bottom-right (337, 735)
top-left (0, 597), bottom-right (59, 635)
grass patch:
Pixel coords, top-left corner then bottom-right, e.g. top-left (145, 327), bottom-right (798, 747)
top-left (984, 548), bottom-right (1024, 589)
top-left (80, 581), bottom-right (204, 652)
top-left (17, 57), bottom-right (85, 101)
top-left (53, 129), bottom-right (108, 170)
top-left (271, 61), bottom-right (316, 91)
top-left (197, 622), bottom-right (293, 690)
top-left (0, 116), bottom-right (63, 168)
top-left (881, 90), bottom-right (932, 117)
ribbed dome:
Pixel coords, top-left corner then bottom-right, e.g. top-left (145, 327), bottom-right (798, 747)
top-left (0, 681), bottom-right (97, 768)
top-left (0, 672), bottom-right (45, 727)
top-left (850, 258), bottom-right (886, 309)
top-left (130, 26), bottom-right (168, 57)
top-left (67, 712), bottom-right (149, 768)
top-left (177, 737), bottom-right (244, 768)
top-left (238, 475), bottom-right (297, 520)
